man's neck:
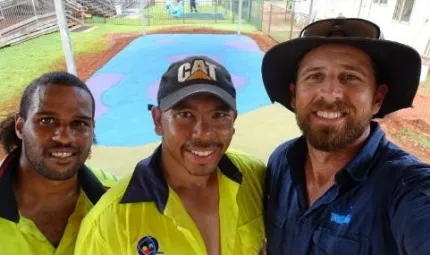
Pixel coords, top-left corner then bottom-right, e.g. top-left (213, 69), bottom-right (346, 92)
top-left (160, 148), bottom-right (220, 255)
top-left (306, 125), bottom-right (372, 184)
top-left (162, 160), bottom-right (217, 191)
top-left (161, 148), bottom-right (217, 190)
top-left (14, 156), bottom-right (81, 247)
top-left (14, 166), bottom-right (80, 201)
top-left (14, 158), bottom-right (79, 206)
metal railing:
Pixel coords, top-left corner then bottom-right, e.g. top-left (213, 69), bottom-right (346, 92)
top-left (65, 0), bottom-right (87, 23)
top-left (0, 0), bottom-right (87, 31)
top-left (0, 0), bottom-right (53, 30)
top-left (77, 0), bottom-right (116, 17)
top-left (0, 0), bottom-right (88, 47)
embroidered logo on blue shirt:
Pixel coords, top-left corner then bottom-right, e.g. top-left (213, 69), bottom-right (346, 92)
top-left (330, 205), bottom-right (353, 225)
top-left (330, 213), bottom-right (351, 224)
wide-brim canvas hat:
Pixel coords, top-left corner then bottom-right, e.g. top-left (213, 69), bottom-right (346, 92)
top-left (262, 18), bottom-right (422, 118)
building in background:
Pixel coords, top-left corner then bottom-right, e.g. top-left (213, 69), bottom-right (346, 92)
top-left (293, 0), bottom-right (430, 80)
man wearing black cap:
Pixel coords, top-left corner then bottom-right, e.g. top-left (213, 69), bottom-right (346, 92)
top-left (262, 18), bottom-right (430, 254)
top-left (74, 56), bottom-right (266, 255)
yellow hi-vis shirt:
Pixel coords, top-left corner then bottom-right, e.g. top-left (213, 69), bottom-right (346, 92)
top-left (0, 151), bottom-right (119, 255)
top-left (75, 147), bottom-right (266, 255)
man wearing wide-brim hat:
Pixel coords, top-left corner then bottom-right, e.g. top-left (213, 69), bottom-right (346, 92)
top-left (262, 17), bottom-right (430, 254)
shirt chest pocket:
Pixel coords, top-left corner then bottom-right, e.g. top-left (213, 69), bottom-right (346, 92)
top-left (311, 227), bottom-right (370, 255)
top-left (235, 216), bottom-right (266, 254)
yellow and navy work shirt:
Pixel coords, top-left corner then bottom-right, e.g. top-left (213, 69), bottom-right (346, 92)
top-left (0, 151), bottom-right (118, 255)
top-left (75, 147), bottom-right (266, 255)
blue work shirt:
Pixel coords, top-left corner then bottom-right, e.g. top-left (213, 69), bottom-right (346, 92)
top-left (264, 122), bottom-right (430, 254)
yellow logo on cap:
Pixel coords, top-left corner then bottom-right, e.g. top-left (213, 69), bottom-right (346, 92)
top-left (177, 59), bottom-right (218, 82)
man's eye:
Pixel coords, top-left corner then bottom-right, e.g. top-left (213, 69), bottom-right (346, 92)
top-left (213, 112), bottom-right (229, 119)
top-left (178, 111), bottom-right (192, 118)
top-left (39, 118), bottom-right (55, 125)
top-left (307, 73), bottom-right (323, 80)
top-left (344, 74), bottom-right (359, 81)
top-left (73, 121), bottom-right (89, 127)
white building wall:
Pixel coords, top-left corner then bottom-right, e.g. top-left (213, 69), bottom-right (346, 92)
top-left (292, 0), bottom-right (430, 55)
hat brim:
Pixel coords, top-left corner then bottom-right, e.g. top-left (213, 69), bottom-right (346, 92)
top-left (159, 84), bottom-right (237, 111)
top-left (262, 37), bottom-right (422, 118)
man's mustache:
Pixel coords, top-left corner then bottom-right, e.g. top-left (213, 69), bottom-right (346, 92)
top-left (185, 140), bottom-right (222, 148)
top-left (310, 99), bottom-right (353, 113)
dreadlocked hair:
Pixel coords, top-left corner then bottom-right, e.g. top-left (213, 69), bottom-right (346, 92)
top-left (0, 114), bottom-right (19, 154)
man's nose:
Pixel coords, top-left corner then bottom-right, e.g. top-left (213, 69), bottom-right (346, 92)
top-left (52, 125), bottom-right (75, 144)
top-left (319, 76), bottom-right (344, 102)
top-left (193, 118), bottom-right (216, 140)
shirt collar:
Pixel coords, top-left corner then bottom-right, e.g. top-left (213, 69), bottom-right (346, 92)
top-left (287, 121), bottom-right (386, 183)
top-left (120, 145), bottom-right (243, 213)
top-left (341, 121), bottom-right (386, 182)
top-left (0, 150), bottom-right (106, 223)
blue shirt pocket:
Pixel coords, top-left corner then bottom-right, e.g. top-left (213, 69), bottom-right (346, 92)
top-left (265, 207), bottom-right (288, 254)
top-left (312, 227), bottom-right (369, 255)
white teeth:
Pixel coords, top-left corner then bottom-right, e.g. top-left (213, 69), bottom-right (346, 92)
top-left (317, 111), bottom-right (342, 119)
top-left (51, 152), bottom-right (73, 158)
top-left (190, 150), bottom-right (215, 157)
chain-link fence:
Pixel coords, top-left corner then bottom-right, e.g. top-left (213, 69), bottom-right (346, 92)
top-left (1, 0), bottom-right (264, 44)
top-left (0, 0), bottom-right (86, 47)
top-left (261, 1), bottom-right (310, 42)
top-left (84, 0), bottom-right (263, 29)
top-left (0, 0), bottom-right (54, 29)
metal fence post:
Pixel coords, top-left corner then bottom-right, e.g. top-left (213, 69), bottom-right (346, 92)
top-left (31, 0), bottom-right (39, 26)
top-left (238, 0), bottom-right (242, 34)
top-left (215, 0), bottom-right (218, 23)
top-left (182, 0), bottom-right (185, 24)
top-left (268, 3), bottom-right (272, 34)
top-left (231, 0), bottom-right (234, 23)
top-left (54, 0), bottom-right (77, 75)
top-left (307, 0), bottom-right (314, 24)
top-left (259, 0), bottom-right (264, 31)
top-left (141, 0), bottom-right (146, 34)
top-left (288, 0), bottom-right (295, 40)
top-left (247, 0), bottom-right (251, 23)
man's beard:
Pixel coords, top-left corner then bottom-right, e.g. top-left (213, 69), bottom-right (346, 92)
top-left (296, 99), bottom-right (372, 152)
top-left (23, 139), bottom-right (91, 181)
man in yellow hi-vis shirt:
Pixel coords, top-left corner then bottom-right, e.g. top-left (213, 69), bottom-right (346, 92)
top-left (75, 56), bottom-right (266, 255)
top-left (0, 72), bottom-right (118, 255)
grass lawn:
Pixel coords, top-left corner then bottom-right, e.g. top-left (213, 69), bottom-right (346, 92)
top-left (0, 24), bottom-right (142, 114)
top-left (268, 29), bottom-right (298, 42)
top-left (0, 22), bottom-right (257, 116)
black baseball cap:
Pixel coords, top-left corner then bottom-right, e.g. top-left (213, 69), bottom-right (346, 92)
top-left (155, 56), bottom-right (237, 111)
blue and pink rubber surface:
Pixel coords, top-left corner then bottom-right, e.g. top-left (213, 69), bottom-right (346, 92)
top-left (86, 34), bottom-right (271, 146)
